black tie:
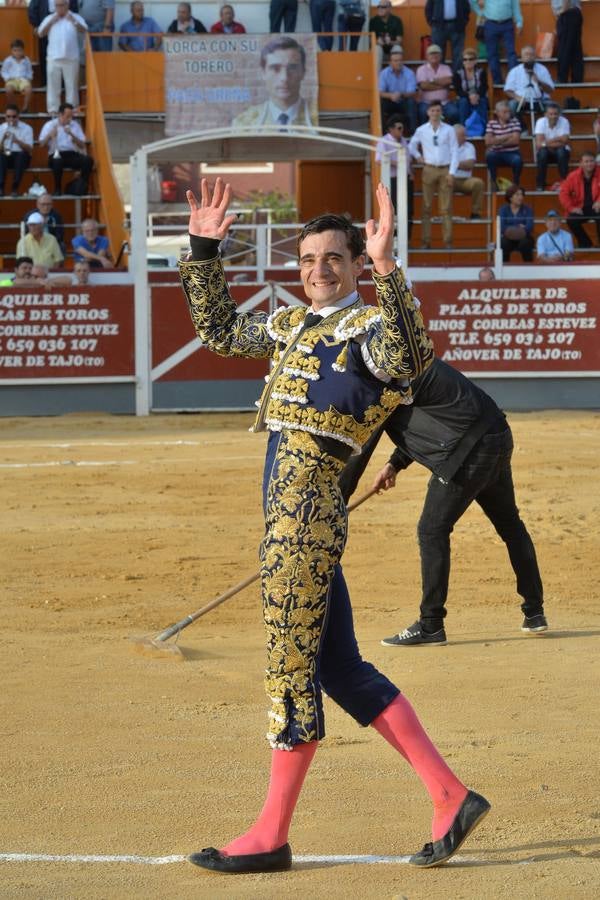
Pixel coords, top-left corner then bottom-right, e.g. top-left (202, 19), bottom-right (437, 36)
top-left (302, 312), bottom-right (322, 328)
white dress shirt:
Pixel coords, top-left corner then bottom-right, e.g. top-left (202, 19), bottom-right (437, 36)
top-left (38, 12), bottom-right (87, 60)
top-left (0, 120), bottom-right (34, 153)
top-left (1, 55), bottom-right (34, 82)
top-left (504, 62), bottom-right (554, 101)
top-left (534, 114), bottom-right (571, 150)
top-left (39, 118), bottom-right (87, 153)
top-left (409, 121), bottom-right (457, 166)
top-left (449, 140), bottom-right (477, 178)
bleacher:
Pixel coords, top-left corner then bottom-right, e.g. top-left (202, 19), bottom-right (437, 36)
top-left (1, 1), bottom-right (599, 271)
top-left (0, 59), bottom-right (103, 268)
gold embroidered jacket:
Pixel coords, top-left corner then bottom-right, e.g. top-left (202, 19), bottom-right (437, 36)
top-left (179, 256), bottom-right (434, 453)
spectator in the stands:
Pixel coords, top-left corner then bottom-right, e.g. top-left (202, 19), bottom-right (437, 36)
top-left (375, 114), bottom-right (414, 236)
top-left (72, 218), bottom-right (112, 268)
top-left (369, 1), bottom-right (403, 69)
top-left (416, 44), bottom-right (458, 125)
top-left (449, 124), bottom-right (484, 219)
top-left (485, 100), bottom-right (522, 189)
top-left (536, 209), bottom-right (574, 261)
top-left (478, 266), bottom-right (495, 280)
top-left (119, 1), bottom-right (162, 51)
top-left (39, 102), bottom-right (93, 195)
top-left (504, 45), bottom-right (554, 129)
top-left (269, 0), bottom-right (298, 34)
top-left (594, 109), bottom-right (600, 162)
top-left (425, 0), bottom-right (471, 73)
top-left (16, 212), bottom-right (64, 268)
top-left (310, 0), bottom-right (336, 51)
top-left (499, 184), bottom-right (534, 262)
top-left (337, 0), bottom-right (366, 52)
top-left (0, 105), bottom-right (33, 197)
top-left (552, 0), bottom-right (583, 84)
top-left (23, 193), bottom-right (65, 252)
top-left (1, 40), bottom-right (33, 113)
top-left (409, 99), bottom-right (458, 249)
top-left (210, 4), bottom-right (246, 33)
top-left (79, 0), bottom-right (115, 51)
top-left (37, 0), bottom-right (88, 115)
top-left (453, 46), bottom-right (488, 127)
top-left (8, 257), bottom-right (37, 287)
top-left (28, 0), bottom-right (79, 87)
top-left (559, 151), bottom-right (600, 248)
top-left (379, 46), bottom-right (417, 136)
top-left (167, 2), bottom-right (207, 33)
top-left (534, 102), bottom-right (570, 192)
top-left (469, 0), bottom-right (521, 86)
top-left (73, 259), bottom-right (91, 284)
top-left (32, 263), bottom-right (72, 285)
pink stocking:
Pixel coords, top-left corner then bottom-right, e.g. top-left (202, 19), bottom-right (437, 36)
top-left (221, 740), bottom-right (318, 856)
top-left (372, 694), bottom-right (468, 841)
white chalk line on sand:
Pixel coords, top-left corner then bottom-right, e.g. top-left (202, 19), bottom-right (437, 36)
top-left (1, 439), bottom-right (255, 449)
top-left (0, 460), bottom-right (138, 469)
top-left (0, 454), bottom-right (263, 469)
top-left (0, 851), bottom-right (478, 866)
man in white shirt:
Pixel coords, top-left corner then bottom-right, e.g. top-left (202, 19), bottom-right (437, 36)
top-left (534, 101), bottom-right (571, 191)
top-left (375, 114), bottom-right (414, 237)
top-left (409, 99), bottom-right (458, 248)
top-left (39, 102), bottom-right (93, 195)
top-left (449, 123), bottom-right (484, 218)
top-left (37, 0), bottom-right (87, 115)
top-left (503, 45), bottom-right (554, 127)
top-left (0, 105), bottom-right (34, 196)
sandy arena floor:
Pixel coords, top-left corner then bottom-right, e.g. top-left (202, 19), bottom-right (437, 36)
top-left (1, 410), bottom-right (599, 899)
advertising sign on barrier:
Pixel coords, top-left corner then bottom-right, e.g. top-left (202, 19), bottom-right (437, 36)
top-left (414, 280), bottom-right (600, 374)
top-left (0, 286), bottom-right (134, 380)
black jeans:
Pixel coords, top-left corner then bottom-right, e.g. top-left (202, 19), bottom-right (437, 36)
top-left (556, 7), bottom-right (583, 83)
top-left (48, 151), bottom-right (93, 194)
top-left (417, 427), bottom-right (543, 630)
top-left (566, 210), bottom-right (600, 248)
top-left (536, 146), bottom-right (570, 188)
top-left (0, 151), bottom-right (31, 192)
top-left (501, 234), bottom-right (534, 262)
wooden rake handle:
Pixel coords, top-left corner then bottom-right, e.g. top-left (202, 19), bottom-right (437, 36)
top-left (152, 486), bottom-right (379, 643)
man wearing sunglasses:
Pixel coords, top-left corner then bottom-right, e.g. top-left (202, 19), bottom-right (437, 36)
top-left (409, 99), bottom-right (458, 248)
top-left (0, 105), bottom-right (33, 197)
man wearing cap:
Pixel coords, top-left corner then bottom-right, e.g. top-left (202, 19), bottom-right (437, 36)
top-left (0, 105), bottom-right (33, 197)
top-left (536, 210), bottom-right (574, 262)
top-left (416, 44), bottom-right (458, 125)
top-left (368, 2), bottom-right (403, 69)
top-left (425, 0), bottom-right (471, 73)
top-left (16, 212), bottom-right (64, 268)
top-left (378, 46), bottom-right (417, 135)
top-left (470, 0), bottom-right (522, 86)
top-left (23, 193), bottom-right (66, 252)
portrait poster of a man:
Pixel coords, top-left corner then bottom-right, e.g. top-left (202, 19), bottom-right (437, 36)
top-left (164, 33), bottom-right (318, 136)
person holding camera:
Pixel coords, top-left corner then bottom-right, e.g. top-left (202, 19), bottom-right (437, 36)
top-left (0, 104), bottom-right (33, 197)
top-left (503, 45), bottom-right (554, 132)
